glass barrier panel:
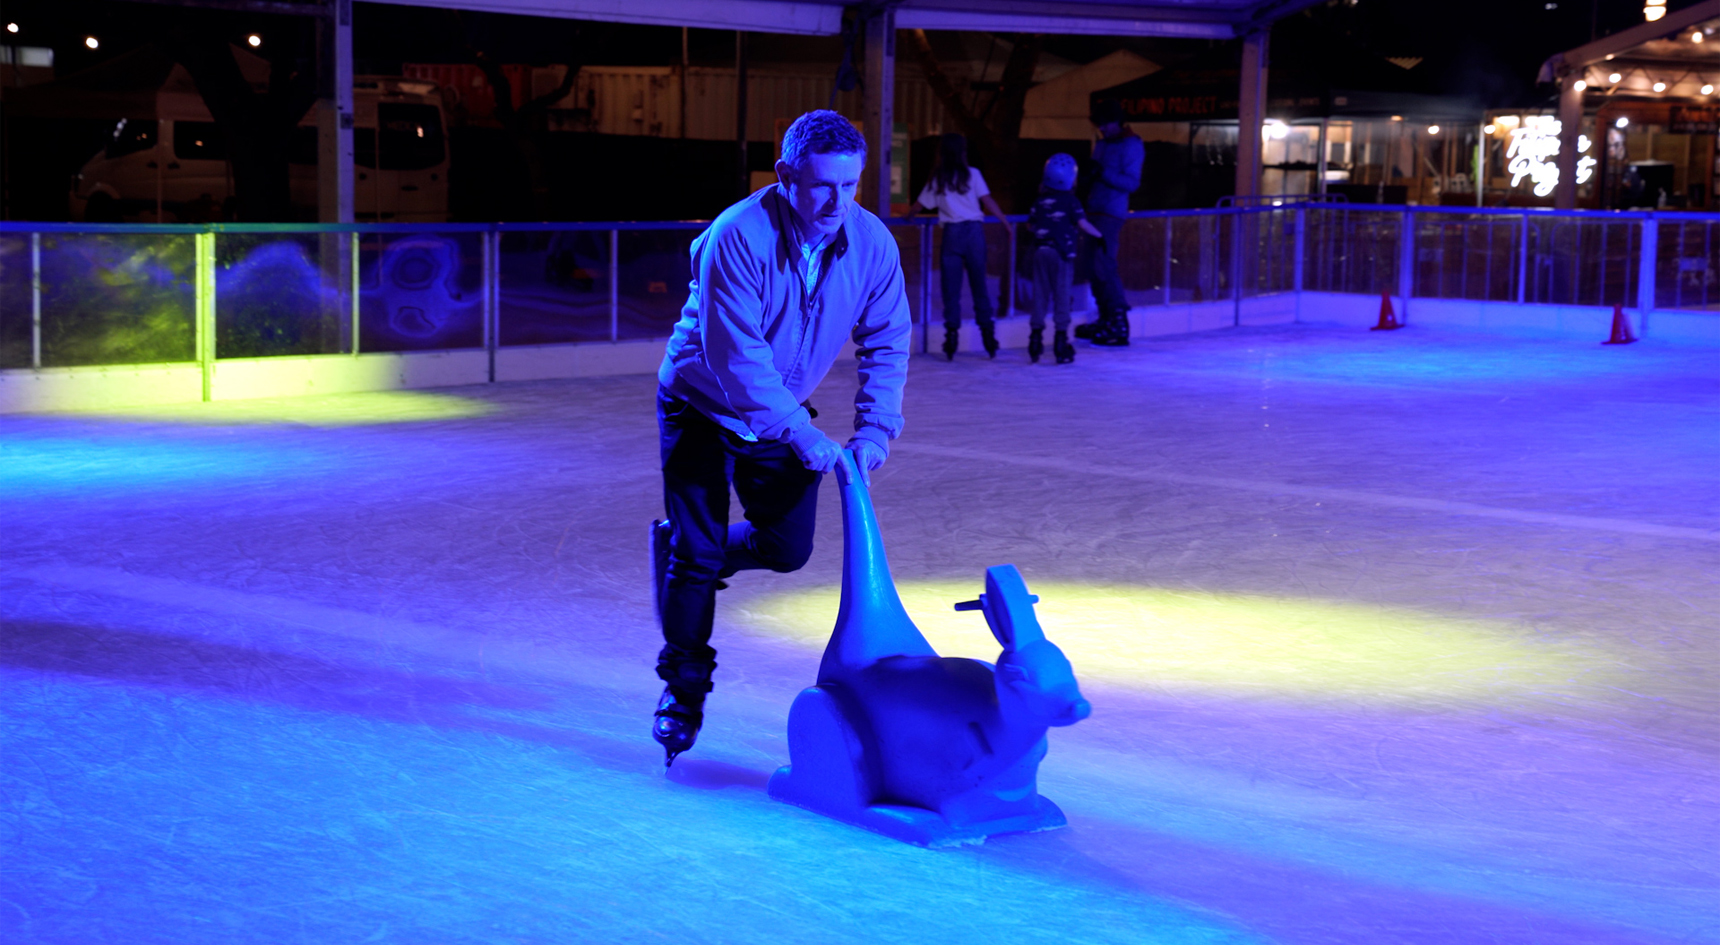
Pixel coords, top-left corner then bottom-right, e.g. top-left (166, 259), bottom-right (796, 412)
top-left (886, 223), bottom-right (929, 325)
top-left (358, 231), bottom-right (483, 353)
top-left (1241, 208), bottom-right (1296, 298)
top-left (216, 233), bottom-right (352, 358)
top-left (615, 228), bottom-right (696, 341)
top-left (0, 233), bottom-right (29, 369)
top-left (1168, 214), bottom-right (1232, 303)
top-left (39, 232), bottom-right (196, 367)
top-left (1524, 218), bottom-right (1637, 308)
top-left (1116, 216), bottom-right (1168, 307)
top-left (981, 220), bottom-right (1013, 319)
top-left (1655, 219), bottom-right (1720, 311)
top-left (498, 229), bottom-right (612, 346)
top-left (1412, 213), bottom-right (1520, 302)
top-left (1303, 208), bottom-right (1398, 296)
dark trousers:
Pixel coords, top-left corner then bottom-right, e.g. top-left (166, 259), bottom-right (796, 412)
top-left (656, 386), bottom-right (822, 693)
top-left (940, 220), bottom-right (995, 332)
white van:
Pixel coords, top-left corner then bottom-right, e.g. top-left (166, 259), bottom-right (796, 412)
top-left (71, 77), bottom-right (450, 223)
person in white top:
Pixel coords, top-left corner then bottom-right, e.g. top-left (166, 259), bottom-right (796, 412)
top-left (915, 134), bottom-right (1014, 360)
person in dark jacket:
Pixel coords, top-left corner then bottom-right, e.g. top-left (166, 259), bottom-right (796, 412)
top-left (1077, 99), bottom-right (1142, 346)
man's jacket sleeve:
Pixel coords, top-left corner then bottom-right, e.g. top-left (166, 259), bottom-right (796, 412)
top-left (698, 226), bottom-right (813, 443)
top-left (850, 235), bottom-right (911, 441)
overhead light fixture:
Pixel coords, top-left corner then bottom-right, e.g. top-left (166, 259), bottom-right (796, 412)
top-left (1390, 114), bottom-right (1403, 121)
top-left (5, 22), bottom-right (17, 33)
top-left (1573, 79), bottom-right (1588, 91)
top-left (1484, 123), bottom-right (1497, 135)
top-left (1645, 0), bottom-right (1667, 21)
top-left (1428, 125), bottom-right (1441, 135)
top-left (1694, 31), bottom-right (1706, 42)
top-left (1654, 81), bottom-right (1667, 92)
top-left (247, 33), bottom-right (262, 47)
top-left (83, 35), bottom-right (98, 49)
top-left (1704, 84), bottom-right (1716, 95)
top-left (1616, 116), bottom-right (1630, 128)
top-left (1609, 72), bottom-right (1623, 83)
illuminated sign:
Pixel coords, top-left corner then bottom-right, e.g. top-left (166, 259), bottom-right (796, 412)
top-left (1505, 116), bottom-right (1595, 197)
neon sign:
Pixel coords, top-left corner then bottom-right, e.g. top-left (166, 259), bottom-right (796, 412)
top-left (1505, 116), bottom-right (1596, 197)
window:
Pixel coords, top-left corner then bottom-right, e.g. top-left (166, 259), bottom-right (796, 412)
top-left (173, 122), bottom-right (228, 160)
top-left (106, 119), bottom-right (159, 159)
top-left (354, 103), bottom-right (445, 171)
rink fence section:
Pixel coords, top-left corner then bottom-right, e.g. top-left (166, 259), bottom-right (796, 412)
top-left (1, 207), bottom-right (1717, 413)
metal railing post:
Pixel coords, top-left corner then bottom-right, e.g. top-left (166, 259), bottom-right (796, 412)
top-left (1516, 214), bottom-right (1530, 304)
top-left (483, 230), bottom-right (497, 382)
top-left (1292, 207), bottom-right (1306, 294)
top-left (1637, 213), bottom-right (1658, 327)
top-left (1162, 216), bottom-right (1172, 306)
top-left (1231, 208), bottom-right (1243, 326)
top-left (29, 232), bottom-right (41, 369)
top-left (920, 220), bottom-right (932, 354)
top-left (1398, 208), bottom-right (1416, 321)
top-left (609, 228), bottom-right (620, 343)
top-left (195, 230), bottom-right (216, 401)
top-left (350, 232), bottom-right (360, 356)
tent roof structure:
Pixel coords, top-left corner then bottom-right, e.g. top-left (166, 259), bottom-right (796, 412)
top-left (361, 0), bottom-right (1325, 39)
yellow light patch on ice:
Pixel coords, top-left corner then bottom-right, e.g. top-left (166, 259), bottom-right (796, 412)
top-left (734, 582), bottom-right (1614, 704)
top-left (63, 390), bottom-right (497, 427)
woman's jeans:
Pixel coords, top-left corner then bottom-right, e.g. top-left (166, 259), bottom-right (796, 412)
top-left (940, 220), bottom-right (995, 332)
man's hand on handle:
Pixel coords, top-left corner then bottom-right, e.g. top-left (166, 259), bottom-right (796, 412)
top-left (844, 427), bottom-right (889, 487)
top-left (785, 424), bottom-right (844, 474)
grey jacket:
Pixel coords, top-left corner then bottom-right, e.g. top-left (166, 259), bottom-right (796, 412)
top-left (1087, 130), bottom-right (1144, 219)
top-left (658, 184), bottom-right (912, 448)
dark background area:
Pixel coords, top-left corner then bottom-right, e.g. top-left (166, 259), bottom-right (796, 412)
top-left (1, 0), bottom-right (1702, 221)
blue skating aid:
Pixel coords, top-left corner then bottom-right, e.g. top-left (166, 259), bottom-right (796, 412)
top-left (768, 450), bottom-right (1091, 847)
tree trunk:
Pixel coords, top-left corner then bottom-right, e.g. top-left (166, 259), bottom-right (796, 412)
top-left (910, 29), bottom-right (1041, 212)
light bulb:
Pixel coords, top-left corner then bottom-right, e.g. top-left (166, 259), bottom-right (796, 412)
top-left (84, 36), bottom-right (98, 49)
top-left (247, 34), bottom-right (261, 47)
top-left (1616, 116), bottom-right (1630, 129)
top-left (1428, 125), bottom-right (1440, 135)
top-left (1609, 72), bottom-right (1622, 83)
top-left (1654, 81), bottom-right (1667, 92)
top-left (1703, 84), bottom-right (1715, 95)
top-left (1573, 80), bottom-right (1587, 91)
top-left (1484, 124), bottom-right (1497, 135)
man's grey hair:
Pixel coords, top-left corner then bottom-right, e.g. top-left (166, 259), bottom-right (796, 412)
top-left (780, 110), bottom-right (867, 171)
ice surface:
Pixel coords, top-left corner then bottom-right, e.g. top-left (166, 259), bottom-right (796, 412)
top-left (2, 325), bottom-right (1716, 944)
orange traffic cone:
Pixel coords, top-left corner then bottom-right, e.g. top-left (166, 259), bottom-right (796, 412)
top-left (1602, 304), bottom-right (1637, 345)
top-left (1371, 292), bottom-right (1402, 331)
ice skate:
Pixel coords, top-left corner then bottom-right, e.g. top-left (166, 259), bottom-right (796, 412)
top-left (1073, 321), bottom-right (1097, 340)
top-left (980, 323), bottom-right (999, 359)
top-left (942, 328), bottom-right (959, 361)
top-left (1054, 329), bottom-right (1075, 365)
top-left (1027, 329), bottom-right (1044, 364)
top-left (652, 687), bottom-right (705, 767)
top-left (1090, 310), bottom-right (1131, 347)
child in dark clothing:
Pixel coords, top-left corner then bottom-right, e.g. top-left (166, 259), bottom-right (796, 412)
top-left (1028, 153), bottom-right (1105, 364)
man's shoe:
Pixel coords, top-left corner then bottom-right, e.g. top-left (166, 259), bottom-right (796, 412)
top-left (653, 687), bottom-right (705, 767)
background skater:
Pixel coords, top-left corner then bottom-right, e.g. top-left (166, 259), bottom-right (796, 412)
top-left (915, 133), bottom-right (1014, 361)
top-left (1028, 154), bottom-right (1105, 365)
top-left (650, 110), bottom-right (912, 766)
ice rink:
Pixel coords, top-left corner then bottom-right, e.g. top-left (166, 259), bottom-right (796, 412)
top-left (3, 324), bottom-right (1716, 944)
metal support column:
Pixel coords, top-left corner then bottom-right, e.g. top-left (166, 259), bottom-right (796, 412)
top-left (29, 232), bottom-right (41, 369)
top-left (1637, 214), bottom-right (1658, 331)
top-left (1554, 72), bottom-right (1583, 211)
top-left (1234, 29), bottom-right (1268, 201)
top-left (195, 231), bottom-right (216, 401)
top-left (317, 0), bottom-right (355, 223)
top-left (609, 229), bottom-right (620, 342)
top-left (863, 5), bottom-right (897, 218)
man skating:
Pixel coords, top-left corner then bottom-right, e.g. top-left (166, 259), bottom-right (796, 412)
top-left (650, 110), bottom-right (912, 765)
